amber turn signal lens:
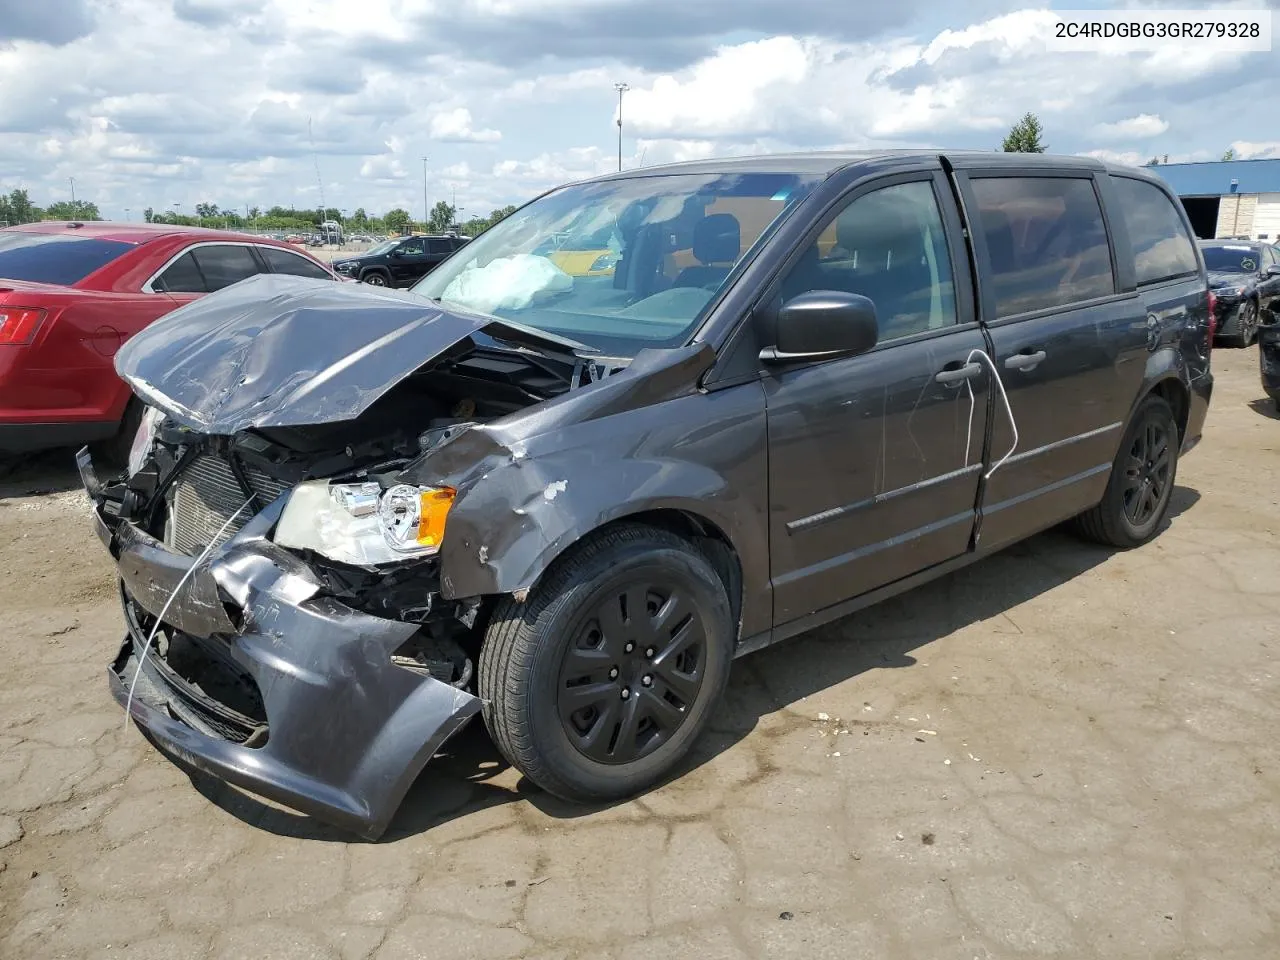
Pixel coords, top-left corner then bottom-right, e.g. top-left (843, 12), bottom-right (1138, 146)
top-left (415, 487), bottom-right (455, 548)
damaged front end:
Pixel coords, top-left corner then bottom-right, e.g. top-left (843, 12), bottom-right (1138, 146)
top-left (83, 275), bottom-right (630, 838)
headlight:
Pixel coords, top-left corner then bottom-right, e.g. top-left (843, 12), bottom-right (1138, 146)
top-left (273, 480), bottom-right (455, 567)
top-left (589, 253), bottom-right (618, 272)
top-left (1216, 286), bottom-right (1245, 298)
top-left (127, 406), bottom-right (165, 477)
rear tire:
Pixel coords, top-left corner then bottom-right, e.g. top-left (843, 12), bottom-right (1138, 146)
top-left (1073, 394), bottom-right (1179, 548)
top-left (478, 524), bottom-right (733, 804)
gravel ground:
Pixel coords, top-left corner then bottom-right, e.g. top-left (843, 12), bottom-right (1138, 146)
top-left (1, 347), bottom-right (1277, 960)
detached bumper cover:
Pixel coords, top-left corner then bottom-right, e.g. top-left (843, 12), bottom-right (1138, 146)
top-left (82, 452), bottom-right (481, 840)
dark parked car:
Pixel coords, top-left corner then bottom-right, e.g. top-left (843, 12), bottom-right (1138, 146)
top-left (0, 221), bottom-right (336, 459)
top-left (1199, 239), bottom-right (1280, 347)
top-left (80, 151), bottom-right (1212, 838)
top-left (330, 234), bottom-right (468, 287)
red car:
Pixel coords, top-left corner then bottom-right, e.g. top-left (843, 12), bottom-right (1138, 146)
top-left (0, 221), bottom-right (337, 460)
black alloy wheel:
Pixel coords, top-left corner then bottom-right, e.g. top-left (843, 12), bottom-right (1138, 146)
top-left (1122, 417), bottom-right (1172, 528)
top-left (1073, 393), bottom-right (1179, 548)
top-left (478, 523), bottom-right (733, 803)
top-left (557, 581), bottom-right (707, 765)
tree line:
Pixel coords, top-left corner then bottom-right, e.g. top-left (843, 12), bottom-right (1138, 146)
top-left (1, 189), bottom-right (520, 239)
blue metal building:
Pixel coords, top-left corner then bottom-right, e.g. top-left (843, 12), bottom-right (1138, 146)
top-left (1146, 159), bottom-right (1280, 241)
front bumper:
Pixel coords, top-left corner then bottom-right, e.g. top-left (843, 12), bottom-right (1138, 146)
top-left (81, 449), bottom-right (481, 840)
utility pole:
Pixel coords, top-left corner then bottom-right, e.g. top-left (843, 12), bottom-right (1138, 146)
top-left (422, 157), bottom-right (430, 230)
top-left (614, 82), bottom-right (629, 171)
top-left (69, 177), bottom-right (76, 206)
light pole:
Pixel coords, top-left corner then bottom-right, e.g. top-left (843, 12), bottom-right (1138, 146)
top-left (421, 156), bottom-right (430, 231)
top-left (613, 82), bottom-right (629, 171)
top-left (123, 207), bottom-right (130, 222)
top-left (68, 177), bottom-right (76, 208)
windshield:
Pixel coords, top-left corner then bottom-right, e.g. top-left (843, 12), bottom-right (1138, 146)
top-left (0, 232), bottom-right (135, 285)
top-left (410, 171), bottom-right (821, 355)
top-left (1201, 244), bottom-right (1260, 273)
top-left (366, 239), bottom-right (399, 256)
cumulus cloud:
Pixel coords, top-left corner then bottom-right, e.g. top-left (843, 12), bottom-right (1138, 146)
top-left (0, 1), bottom-right (1276, 218)
top-left (429, 107), bottom-right (502, 143)
top-left (1231, 140), bottom-right (1280, 160)
top-left (0, 0), bottom-right (95, 45)
top-left (1092, 114), bottom-right (1169, 140)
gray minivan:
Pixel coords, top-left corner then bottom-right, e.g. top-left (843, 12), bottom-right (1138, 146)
top-left (81, 151), bottom-right (1213, 837)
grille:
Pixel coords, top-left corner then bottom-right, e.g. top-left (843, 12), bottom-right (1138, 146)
top-left (167, 455), bottom-right (290, 556)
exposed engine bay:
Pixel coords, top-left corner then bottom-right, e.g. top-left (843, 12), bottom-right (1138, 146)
top-left (104, 328), bottom-right (627, 694)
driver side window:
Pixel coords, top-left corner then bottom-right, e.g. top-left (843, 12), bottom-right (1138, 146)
top-left (399, 238), bottom-right (425, 256)
top-left (779, 180), bottom-right (958, 342)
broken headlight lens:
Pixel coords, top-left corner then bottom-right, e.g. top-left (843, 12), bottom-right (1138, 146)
top-left (274, 480), bottom-right (455, 567)
top-left (127, 406), bottom-right (165, 477)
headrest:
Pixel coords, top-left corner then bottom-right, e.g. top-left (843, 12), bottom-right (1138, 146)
top-left (693, 213), bottom-right (741, 265)
top-left (836, 196), bottom-right (918, 261)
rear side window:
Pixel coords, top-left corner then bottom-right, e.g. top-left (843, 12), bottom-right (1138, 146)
top-left (153, 252), bottom-right (205, 292)
top-left (1110, 177), bottom-right (1199, 284)
top-left (192, 245), bottom-right (261, 292)
top-left (258, 246), bottom-right (333, 279)
top-left (427, 238), bottom-right (453, 255)
top-left (0, 233), bottom-right (134, 286)
top-left (971, 176), bottom-right (1115, 318)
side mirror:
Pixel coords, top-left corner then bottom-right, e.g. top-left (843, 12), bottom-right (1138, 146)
top-left (390, 248), bottom-right (405, 258)
top-left (759, 290), bottom-right (879, 364)
top-left (1264, 264), bottom-right (1280, 278)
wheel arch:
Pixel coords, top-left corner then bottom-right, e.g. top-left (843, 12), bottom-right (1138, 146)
top-left (571, 508), bottom-right (745, 643)
top-left (439, 478), bottom-right (758, 645)
top-left (1136, 346), bottom-right (1191, 446)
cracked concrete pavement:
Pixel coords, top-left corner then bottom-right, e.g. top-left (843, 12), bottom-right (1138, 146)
top-left (1, 348), bottom-right (1278, 959)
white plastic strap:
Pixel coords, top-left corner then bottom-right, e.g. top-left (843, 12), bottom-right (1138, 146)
top-left (963, 348), bottom-right (1019, 479)
top-left (123, 498), bottom-right (254, 728)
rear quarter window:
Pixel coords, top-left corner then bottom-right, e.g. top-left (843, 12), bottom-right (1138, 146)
top-left (0, 233), bottom-right (134, 286)
top-left (971, 176), bottom-right (1115, 319)
top-left (258, 246), bottom-right (333, 279)
top-left (1110, 177), bottom-right (1199, 285)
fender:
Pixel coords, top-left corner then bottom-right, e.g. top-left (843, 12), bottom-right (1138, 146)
top-left (1133, 343), bottom-right (1192, 439)
top-left (399, 346), bottom-right (773, 639)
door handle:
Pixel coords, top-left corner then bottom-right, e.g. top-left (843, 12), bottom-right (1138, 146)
top-left (934, 362), bottom-right (982, 385)
top-left (1004, 350), bottom-right (1047, 371)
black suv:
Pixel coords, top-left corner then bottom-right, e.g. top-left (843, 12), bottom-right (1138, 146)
top-left (82, 151), bottom-right (1213, 839)
top-left (331, 234), bottom-right (468, 287)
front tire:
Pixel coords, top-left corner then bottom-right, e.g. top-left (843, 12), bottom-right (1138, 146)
top-left (1224, 299), bottom-right (1259, 348)
top-left (1073, 394), bottom-right (1179, 548)
top-left (478, 524), bottom-right (733, 803)
top-left (361, 270), bottom-right (388, 286)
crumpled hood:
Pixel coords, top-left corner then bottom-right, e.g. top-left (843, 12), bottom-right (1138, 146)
top-left (114, 273), bottom-right (576, 435)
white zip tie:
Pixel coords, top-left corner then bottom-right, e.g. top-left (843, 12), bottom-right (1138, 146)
top-left (123, 497), bottom-right (254, 729)
top-left (962, 348), bottom-right (1019, 479)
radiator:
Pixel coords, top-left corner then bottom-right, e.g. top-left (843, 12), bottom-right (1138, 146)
top-left (167, 455), bottom-right (290, 556)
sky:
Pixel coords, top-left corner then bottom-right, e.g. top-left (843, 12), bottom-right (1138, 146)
top-left (1, 0), bottom-right (1278, 223)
